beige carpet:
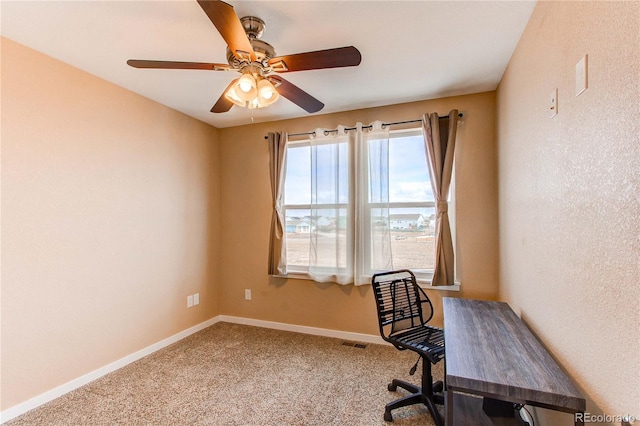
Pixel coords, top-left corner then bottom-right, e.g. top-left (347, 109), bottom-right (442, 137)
top-left (6, 322), bottom-right (444, 425)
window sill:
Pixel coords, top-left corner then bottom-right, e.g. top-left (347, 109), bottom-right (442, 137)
top-left (271, 272), bottom-right (311, 281)
top-left (272, 272), bottom-right (461, 292)
top-left (418, 281), bottom-right (461, 292)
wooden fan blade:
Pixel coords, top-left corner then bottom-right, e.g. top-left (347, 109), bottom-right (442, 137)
top-left (269, 76), bottom-right (324, 113)
top-left (197, 0), bottom-right (255, 61)
top-left (268, 46), bottom-right (361, 73)
top-left (127, 60), bottom-right (231, 71)
top-left (210, 80), bottom-right (238, 113)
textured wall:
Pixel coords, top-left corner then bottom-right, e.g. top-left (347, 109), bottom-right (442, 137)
top-left (218, 91), bottom-right (499, 334)
top-left (1, 38), bottom-right (221, 410)
top-left (497, 1), bottom-right (639, 424)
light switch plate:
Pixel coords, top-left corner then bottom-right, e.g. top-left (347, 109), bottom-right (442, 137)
top-left (193, 293), bottom-right (199, 305)
top-left (550, 88), bottom-right (558, 118)
top-left (576, 54), bottom-right (588, 96)
top-left (245, 289), bottom-right (252, 300)
top-left (187, 295), bottom-right (194, 308)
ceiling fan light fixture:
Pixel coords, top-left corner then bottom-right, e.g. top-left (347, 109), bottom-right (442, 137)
top-left (257, 78), bottom-right (279, 106)
top-left (224, 76), bottom-right (279, 109)
top-left (236, 73), bottom-right (258, 101)
top-left (224, 80), bottom-right (246, 107)
top-left (247, 98), bottom-right (260, 110)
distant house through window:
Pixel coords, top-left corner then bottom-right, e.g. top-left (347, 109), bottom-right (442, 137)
top-left (285, 218), bottom-right (314, 234)
top-left (389, 213), bottom-right (427, 230)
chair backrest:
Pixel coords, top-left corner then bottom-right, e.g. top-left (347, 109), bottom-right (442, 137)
top-left (371, 270), bottom-right (435, 341)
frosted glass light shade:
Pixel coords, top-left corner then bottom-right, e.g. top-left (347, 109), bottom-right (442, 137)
top-left (224, 80), bottom-right (246, 107)
top-left (236, 74), bottom-right (257, 102)
top-left (257, 79), bottom-right (279, 106)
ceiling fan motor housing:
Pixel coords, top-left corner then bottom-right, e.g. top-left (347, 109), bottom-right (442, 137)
top-left (226, 16), bottom-right (276, 72)
top-left (240, 16), bottom-right (265, 39)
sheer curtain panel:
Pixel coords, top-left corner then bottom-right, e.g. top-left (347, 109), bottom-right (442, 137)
top-left (307, 123), bottom-right (392, 285)
top-left (422, 110), bottom-right (459, 286)
top-left (357, 122), bottom-right (392, 284)
top-left (267, 131), bottom-right (288, 275)
top-left (308, 127), bottom-right (351, 284)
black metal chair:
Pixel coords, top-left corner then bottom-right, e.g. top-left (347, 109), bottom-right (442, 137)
top-left (371, 270), bottom-right (445, 425)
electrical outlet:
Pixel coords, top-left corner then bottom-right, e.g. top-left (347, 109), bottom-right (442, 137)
top-left (245, 289), bottom-right (252, 300)
top-left (187, 295), bottom-right (194, 308)
top-left (193, 293), bottom-right (199, 305)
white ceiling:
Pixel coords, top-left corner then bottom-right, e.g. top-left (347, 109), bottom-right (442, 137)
top-left (1, 1), bottom-right (536, 128)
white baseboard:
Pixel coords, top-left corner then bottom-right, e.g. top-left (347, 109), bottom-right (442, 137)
top-left (217, 315), bottom-right (387, 346)
top-left (1, 315), bottom-right (385, 423)
top-left (0, 316), bottom-right (221, 424)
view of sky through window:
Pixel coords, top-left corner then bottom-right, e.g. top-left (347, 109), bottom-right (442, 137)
top-left (284, 133), bottom-right (433, 213)
top-left (388, 134), bottom-right (433, 203)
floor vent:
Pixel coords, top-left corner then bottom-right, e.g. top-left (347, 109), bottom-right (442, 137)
top-left (341, 341), bottom-right (368, 349)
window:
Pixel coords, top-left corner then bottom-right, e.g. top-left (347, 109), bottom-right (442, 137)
top-left (385, 129), bottom-right (437, 277)
top-left (283, 127), bottom-right (450, 283)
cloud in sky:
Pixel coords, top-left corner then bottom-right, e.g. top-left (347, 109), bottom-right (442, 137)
top-left (390, 181), bottom-right (433, 202)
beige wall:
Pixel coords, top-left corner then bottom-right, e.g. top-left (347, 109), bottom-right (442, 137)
top-left (1, 38), bottom-right (221, 410)
top-left (218, 91), bottom-right (499, 334)
top-left (1, 36), bottom-right (499, 414)
top-left (497, 2), bottom-right (639, 424)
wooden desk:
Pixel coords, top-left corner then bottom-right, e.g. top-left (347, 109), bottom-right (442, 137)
top-left (443, 298), bottom-right (585, 426)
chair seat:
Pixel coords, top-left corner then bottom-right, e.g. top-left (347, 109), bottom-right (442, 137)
top-left (389, 325), bottom-right (445, 364)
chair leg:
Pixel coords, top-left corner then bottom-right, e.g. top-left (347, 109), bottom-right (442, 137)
top-left (383, 357), bottom-right (444, 425)
top-left (424, 395), bottom-right (444, 426)
top-left (388, 379), bottom-right (420, 394)
top-left (384, 393), bottom-right (423, 422)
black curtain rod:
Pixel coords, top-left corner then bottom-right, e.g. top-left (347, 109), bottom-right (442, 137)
top-left (264, 113), bottom-right (463, 139)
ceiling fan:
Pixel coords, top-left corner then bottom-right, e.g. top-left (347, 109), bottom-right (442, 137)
top-left (127, 0), bottom-right (362, 114)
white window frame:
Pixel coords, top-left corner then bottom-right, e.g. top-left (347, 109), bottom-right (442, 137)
top-left (282, 127), bottom-right (458, 288)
